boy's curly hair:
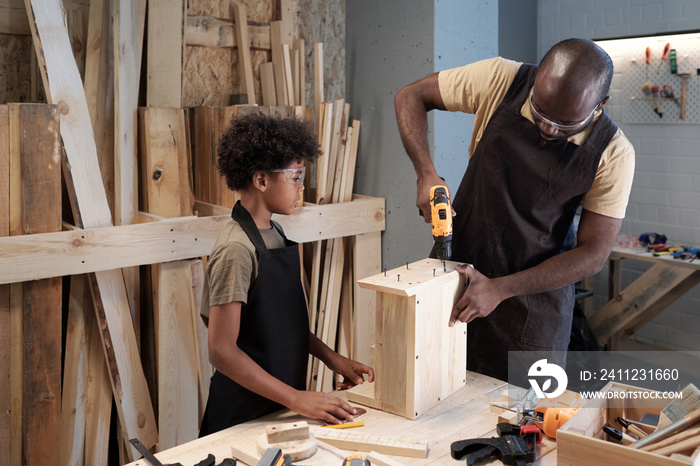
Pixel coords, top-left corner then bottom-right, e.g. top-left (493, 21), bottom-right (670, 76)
top-left (217, 112), bottom-right (321, 191)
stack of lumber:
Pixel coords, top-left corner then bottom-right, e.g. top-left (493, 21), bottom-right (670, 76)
top-left (306, 96), bottom-right (362, 393)
top-left (1, 0), bottom-right (369, 464)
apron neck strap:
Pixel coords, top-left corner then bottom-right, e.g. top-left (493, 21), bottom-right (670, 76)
top-left (231, 201), bottom-right (270, 253)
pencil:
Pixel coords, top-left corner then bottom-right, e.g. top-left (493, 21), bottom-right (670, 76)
top-left (322, 421), bottom-right (365, 429)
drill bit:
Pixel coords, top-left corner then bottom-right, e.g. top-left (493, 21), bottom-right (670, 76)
top-left (443, 261), bottom-right (446, 272)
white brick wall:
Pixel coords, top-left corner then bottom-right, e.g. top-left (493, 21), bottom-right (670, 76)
top-left (538, 0), bottom-right (700, 351)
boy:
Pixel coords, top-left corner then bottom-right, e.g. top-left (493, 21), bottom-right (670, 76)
top-left (199, 113), bottom-right (374, 436)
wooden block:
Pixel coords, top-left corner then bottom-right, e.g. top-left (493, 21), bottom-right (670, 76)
top-left (266, 421), bottom-right (309, 444)
top-left (147, 0), bottom-right (185, 107)
top-left (314, 428), bottom-right (428, 459)
top-left (232, 2), bottom-right (255, 105)
top-left (260, 62), bottom-right (277, 106)
top-left (256, 431), bottom-right (316, 462)
top-left (351, 259), bottom-right (467, 419)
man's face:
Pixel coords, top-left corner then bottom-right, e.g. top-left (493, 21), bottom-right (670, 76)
top-left (530, 68), bottom-right (607, 141)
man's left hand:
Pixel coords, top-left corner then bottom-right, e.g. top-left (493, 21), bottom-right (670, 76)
top-left (449, 264), bottom-right (505, 326)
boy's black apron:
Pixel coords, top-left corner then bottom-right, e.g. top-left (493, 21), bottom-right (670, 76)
top-left (199, 201), bottom-right (309, 436)
top-left (448, 64), bottom-right (618, 382)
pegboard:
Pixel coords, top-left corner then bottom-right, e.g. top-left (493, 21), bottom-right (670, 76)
top-left (596, 32), bottom-right (700, 124)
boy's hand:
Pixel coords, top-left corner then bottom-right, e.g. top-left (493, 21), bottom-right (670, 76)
top-left (328, 355), bottom-right (375, 390)
top-left (291, 391), bottom-right (360, 425)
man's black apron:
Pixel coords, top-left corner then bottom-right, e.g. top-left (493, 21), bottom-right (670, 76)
top-left (449, 64), bottom-right (618, 382)
top-left (199, 201), bottom-right (309, 436)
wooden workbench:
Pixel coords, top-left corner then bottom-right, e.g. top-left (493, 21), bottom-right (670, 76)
top-left (588, 246), bottom-right (700, 350)
top-left (124, 372), bottom-right (557, 465)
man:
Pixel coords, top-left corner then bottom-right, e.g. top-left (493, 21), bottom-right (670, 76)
top-left (394, 38), bottom-right (635, 381)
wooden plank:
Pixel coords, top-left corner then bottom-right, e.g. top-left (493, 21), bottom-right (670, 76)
top-left (0, 6), bottom-right (30, 35)
top-left (313, 43), bottom-right (323, 133)
top-left (10, 103), bottom-right (62, 466)
top-left (139, 107), bottom-right (191, 217)
top-left (65, 3), bottom-right (88, 80)
top-left (325, 98), bottom-right (345, 203)
top-left (316, 101), bottom-right (332, 204)
top-left (185, 14), bottom-right (271, 50)
top-left (260, 62), bottom-right (277, 106)
top-left (9, 282), bottom-right (22, 466)
top-left (188, 260), bottom-right (211, 425)
top-left (270, 21), bottom-right (287, 106)
top-left (282, 43), bottom-right (295, 106)
top-left (61, 275), bottom-right (89, 466)
top-left (232, 2), bottom-right (256, 105)
top-left (146, 0), bottom-right (185, 107)
top-left (313, 428), bottom-right (428, 459)
top-left (320, 238), bottom-right (346, 392)
top-left (84, 0), bottom-right (115, 220)
top-left (82, 276), bottom-right (112, 466)
top-left (193, 107), bottom-right (218, 204)
top-left (354, 231), bottom-right (382, 366)
top-left (0, 196), bottom-right (385, 285)
top-left (114, 0), bottom-right (146, 226)
top-left (0, 105), bottom-right (10, 466)
top-left (293, 38), bottom-right (305, 108)
top-left (341, 120), bottom-right (360, 203)
top-left (589, 264), bottom-right (700, 344)
top-left (154, 261), bottom-right (199, 451)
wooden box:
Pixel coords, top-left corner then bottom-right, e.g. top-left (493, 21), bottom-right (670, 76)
top-left (347, 258), bottom-right (467, 419)
top-left (557, 382), bottom-right (692, 466)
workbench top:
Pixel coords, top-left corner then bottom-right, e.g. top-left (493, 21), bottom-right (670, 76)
top-left (125, 371), bottom-right (557, 465)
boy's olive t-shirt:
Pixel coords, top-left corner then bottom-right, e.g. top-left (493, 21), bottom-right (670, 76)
top-left (200, 220), bottom-right (286, 325)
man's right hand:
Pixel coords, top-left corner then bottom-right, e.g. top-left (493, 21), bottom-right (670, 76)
top-left (417, 174), bottom-right (454, 224)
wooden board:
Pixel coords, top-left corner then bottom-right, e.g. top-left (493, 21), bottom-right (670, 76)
top-left (146, 0), bottom-right (184, 107)
top-left (185, 14), bottom-right (271, 50)
top-left (154, 261), bottom-right (200, 451)
top-left (114, 0), bottom-right (145, 227)
top-left (82, 275), bottom-right (112, 466)
top-left (0, 105), bottom-right (10, 466)
top-left (61, 275), bottom-right (90, 466)
top-left (189, 260), bottom-right (211, 425)
top-left (589, 263), bottom-right (700, 344)
top-left (313, 43), bottom-right (323, 133)
top-left (270, 21), bottom-right (286, 106)
top-left (357, 259), bottom-right (464, 297)
top-left (313, 428), bottom-right (428, 459)
top-left (232, 2), bottom-right (255, 105)
top-left (139, 107), bottom-right (193, 217)
top-left (9, 103), bottom-right (62, 466)
top-left (260, 62), bottom-right (276, 106)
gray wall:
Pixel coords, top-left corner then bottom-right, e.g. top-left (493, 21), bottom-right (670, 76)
top-left (498, 0), bottom-right (538, 63)
top-left (346, 0), bottom-right (498, 270)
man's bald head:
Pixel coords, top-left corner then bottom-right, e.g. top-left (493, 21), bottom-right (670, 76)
top-left (538, 39), bottom-right (613, 103)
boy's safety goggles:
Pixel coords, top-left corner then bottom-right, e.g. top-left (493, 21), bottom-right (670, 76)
top-left (270, 167), bottom-right (306, 187)
top-left (528, 88), bottom-right (597, 133)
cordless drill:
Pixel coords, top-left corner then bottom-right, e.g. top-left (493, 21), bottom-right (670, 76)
top-left (430, 185), bottom-right (453, 267)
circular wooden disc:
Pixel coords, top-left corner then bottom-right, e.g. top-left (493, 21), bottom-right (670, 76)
top-left (256, 431), bottom-right (317, 461)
